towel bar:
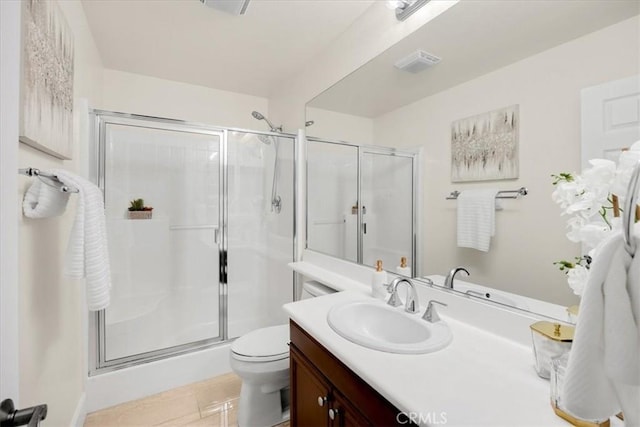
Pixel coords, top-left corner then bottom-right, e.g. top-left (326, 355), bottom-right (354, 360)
top-left (18, 168), bottom-right (79, 193)
top-left (446, 187), bottom-right (528, 200)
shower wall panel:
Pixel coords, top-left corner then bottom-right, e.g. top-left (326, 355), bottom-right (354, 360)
top-left (226, 131), bottom-right (295, 339)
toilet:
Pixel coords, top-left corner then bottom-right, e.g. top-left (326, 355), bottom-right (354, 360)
top-left (230, 281), bottom-right (336, 427)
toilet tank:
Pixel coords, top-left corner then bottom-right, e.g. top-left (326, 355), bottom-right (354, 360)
top-left (301, 280), bottom-right (336, 299)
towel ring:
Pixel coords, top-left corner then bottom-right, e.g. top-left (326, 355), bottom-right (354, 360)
top-left (623, 161), bottom-right (640, 256)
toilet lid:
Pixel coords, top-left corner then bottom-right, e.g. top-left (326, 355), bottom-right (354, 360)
top-left (231, 324), bottom-right (289, 362)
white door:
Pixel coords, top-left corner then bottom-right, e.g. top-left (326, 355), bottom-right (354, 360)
top-left (581, 75), bottom-right (640, 168)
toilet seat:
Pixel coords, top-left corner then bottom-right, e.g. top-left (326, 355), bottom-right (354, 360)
top-left (231, 324), bottom-right (289, 362)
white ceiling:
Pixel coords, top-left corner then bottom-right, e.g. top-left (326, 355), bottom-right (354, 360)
top-left (81, 0), bottom-right (375, 98)
top-left (308, 0), bottom-right (640, 118)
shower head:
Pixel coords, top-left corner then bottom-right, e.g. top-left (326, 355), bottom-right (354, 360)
top-left (251, 111), bottom-right (283, 133)
top-left (257, 134), bottom-right (272, 145)
top-left (305, 120), bottom-right (314, 127)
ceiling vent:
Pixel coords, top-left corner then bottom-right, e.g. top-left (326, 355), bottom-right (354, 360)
top-left (394, 50), bottom-right (441, 73)
top-left (200, 0), bottom-right (251, 15)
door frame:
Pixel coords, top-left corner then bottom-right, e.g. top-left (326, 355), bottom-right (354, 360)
top-left (0, 0), bottom-right (21, 402)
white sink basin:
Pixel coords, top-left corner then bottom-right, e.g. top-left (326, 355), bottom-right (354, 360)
top-left (327, 301), bottom-right (452, 354)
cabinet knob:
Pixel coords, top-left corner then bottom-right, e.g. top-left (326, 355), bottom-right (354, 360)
top-left (317, 396), bottom-right (327, 407)
top-left (329, 408), bottom-right (339, 420)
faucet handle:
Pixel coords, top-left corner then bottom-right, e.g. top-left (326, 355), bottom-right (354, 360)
top-left (386, 277), bottom-right (403, 307)
top-left (423, 300), bottom-right (447, 323)
top-left (387, 288), bottom-right (403, 307)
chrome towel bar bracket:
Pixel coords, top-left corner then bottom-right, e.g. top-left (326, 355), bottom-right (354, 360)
top-left (18, 167), bottom-right (79, 193)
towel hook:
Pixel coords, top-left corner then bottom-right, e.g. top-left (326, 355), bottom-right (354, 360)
top-left (623, 161), bottom-right (640, 256)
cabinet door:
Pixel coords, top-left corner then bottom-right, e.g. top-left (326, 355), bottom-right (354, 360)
top-left (331, 388), bottom-right (372, 427)
top-left (291, 346), bottom-right (331, 427)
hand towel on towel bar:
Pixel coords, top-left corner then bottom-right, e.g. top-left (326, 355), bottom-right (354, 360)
top-left (22, 176), bottom-right (71, 218)
top-left (52, 170), bottom-right (112, 311)
top-left (456, 189), bottom-right (499, 252)
top-left (563, 228), bottom-right (640, 425)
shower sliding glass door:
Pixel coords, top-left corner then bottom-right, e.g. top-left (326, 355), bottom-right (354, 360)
top-left (360, 150), bottom-right (415, 271)
top-left (306, 139), bottom-right (417, 275)
top-left (91, 112), bottom-right (295, 372)
top-left (95, 115), bottom-right (223, 368)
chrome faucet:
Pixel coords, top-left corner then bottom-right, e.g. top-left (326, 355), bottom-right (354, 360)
top-left (387, 277), bottom-right (420, 314)
top-left (444, 266), bottom-right (469, 290)
top-left (423, 300), bottom-right (447, 323)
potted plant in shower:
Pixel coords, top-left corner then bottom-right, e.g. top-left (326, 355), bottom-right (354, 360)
top-left (127, 198), bottom-right (153, 219)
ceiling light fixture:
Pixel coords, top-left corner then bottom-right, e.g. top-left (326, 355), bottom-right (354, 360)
top-left (200, 0), bottom-right (251, 16)
top-left (390, 0), bottom-right (431, 21)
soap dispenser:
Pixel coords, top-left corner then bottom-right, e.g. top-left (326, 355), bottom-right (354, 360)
top-left (396, 256), bottom-right (411, 277)
top-left (371, 260), bottom-right (388, 300)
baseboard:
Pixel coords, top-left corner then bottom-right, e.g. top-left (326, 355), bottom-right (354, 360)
top-left (70, 392), bottom-right (87, 427)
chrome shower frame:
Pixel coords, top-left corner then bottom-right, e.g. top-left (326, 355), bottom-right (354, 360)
top-left (88, 109), bottom-right (298, 375)
top-left (304, 136), bottom-right (420, 276)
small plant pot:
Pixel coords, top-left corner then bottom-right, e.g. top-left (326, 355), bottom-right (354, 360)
top-left (128, 210), bottom-right (152, 220)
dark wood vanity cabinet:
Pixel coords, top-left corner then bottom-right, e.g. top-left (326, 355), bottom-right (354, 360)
top-left (290, 321), bottom-right (414, 427)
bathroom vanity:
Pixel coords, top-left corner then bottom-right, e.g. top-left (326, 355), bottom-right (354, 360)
top-left (284, 283), bottom-right (571, 426)
top-left (290, 320), bottom-right (413, 426)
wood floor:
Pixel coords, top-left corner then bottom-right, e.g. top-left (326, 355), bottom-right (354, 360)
top-left (83, 372), bottom-right (290, 427)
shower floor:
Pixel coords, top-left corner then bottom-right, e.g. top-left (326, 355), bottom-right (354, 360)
top-left (84, 372), bottom-right (291, 427)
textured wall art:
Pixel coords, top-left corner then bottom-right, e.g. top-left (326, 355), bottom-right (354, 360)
top-left (451, 105), bottom-right (519, 182)
top-left (20, 0), bottom-right (74, 160)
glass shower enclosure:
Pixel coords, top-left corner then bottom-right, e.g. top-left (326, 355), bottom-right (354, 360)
top-left (89, 111), bottom-right (295, 372)
top-left (306, 138), bottom-right (418, 275)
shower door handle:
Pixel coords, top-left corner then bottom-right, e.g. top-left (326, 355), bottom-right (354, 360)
top-left (219, 250), bottom-right (228, 284)
top-left (214, 228), bottom-right (219, 244)
top-left (363, 223), bottom-right (367, 234)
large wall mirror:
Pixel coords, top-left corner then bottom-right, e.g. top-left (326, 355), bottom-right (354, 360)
top-left (307, 139), bottom-right (419, 275)
top-left (305, 0), bottom-right (640, 311)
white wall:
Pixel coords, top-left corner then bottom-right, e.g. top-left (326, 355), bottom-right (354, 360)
top-left (306, 107), bottom-right (373, 145)
top-left (374, 16), bottom-right (640, 306)
top-left (102, 69), bottom-right (269, 130)
top-left (17, 1), bottom-right (104, 426)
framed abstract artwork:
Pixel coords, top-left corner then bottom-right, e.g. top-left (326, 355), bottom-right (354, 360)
top-left (19, 0), bottom-right (74, 160)
top-left (451, 105), bottom-right (519, 182)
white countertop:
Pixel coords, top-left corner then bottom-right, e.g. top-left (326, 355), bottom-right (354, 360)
top-left (284, 290), bottom-right (568, 427)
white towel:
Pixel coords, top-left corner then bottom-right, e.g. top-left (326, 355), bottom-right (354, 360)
top-left (22, 177), bottom-right (70, 218)
top-left (457, 189), bottom-right (499, 252)
top-left (563, 229), bottom-right (640, 424)
top-left (52, 170), bottom-right (112, 311)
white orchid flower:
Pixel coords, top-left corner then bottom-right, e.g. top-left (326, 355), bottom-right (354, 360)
top-left (552, 149), bottom-right (638, 297)
top-left (567, 264), bottom-right (589, 296)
